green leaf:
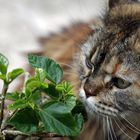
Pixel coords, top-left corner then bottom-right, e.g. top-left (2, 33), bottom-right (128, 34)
top-left (65, 95), bottom-right (76, 111)
top-left (38, 101), bottom-right (80, 136)
top-left (0, 53), bottom-right (9, 74)
top-left (56, 81), bottom-right (74, 95)
top-left (8, 99), bottom-right (28, 110)
top-left (29, 91), bottom-right (41, 105)
top-left (43, 84), bottom-right (60, 98)
top-left (8, 108), bottom-right (39, 134)
top-left (25, 77), bottom-right (48, 98)
top-left (74, 114), bottom-right (84, 131)
top-left (28, 54), bottom-right (63, 84)
top-left (35, 68), bottom-right (46, 82)
top-left (6, 92), bottom-right (21, 101)
top-left (72, 101), bottom-right (87, 121)
top-left (40, 82), bottom-right (48, 89)
top-left (28, 102), bottom-right (36, 109)
top-left (26, 78), bottom-right (42, 93)
top-left (8, 68), bottom-right (24, 82)
top-left (0, 74), bottom-right (6, 81)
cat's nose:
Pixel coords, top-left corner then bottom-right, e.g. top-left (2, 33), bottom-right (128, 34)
top-left (84, 84), bottom-right (97, 97)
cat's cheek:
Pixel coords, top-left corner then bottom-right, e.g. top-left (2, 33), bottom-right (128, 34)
top-left (114, 91), bottom-right (140, 112)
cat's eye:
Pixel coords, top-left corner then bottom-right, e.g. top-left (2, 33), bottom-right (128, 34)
top-left (85, 58), bottom-right (94, 69)
top-left (112, 77), bottom-right (131, 89)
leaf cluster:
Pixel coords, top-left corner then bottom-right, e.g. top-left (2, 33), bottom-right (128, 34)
top-left (0, 54), bottom-right (84, 138)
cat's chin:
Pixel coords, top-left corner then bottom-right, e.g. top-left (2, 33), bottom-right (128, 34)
top-left (78, 89), bottom-right (119, 118)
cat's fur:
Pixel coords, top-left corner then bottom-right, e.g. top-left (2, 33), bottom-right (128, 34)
top-left (76, 0), bottom-right (140, 140)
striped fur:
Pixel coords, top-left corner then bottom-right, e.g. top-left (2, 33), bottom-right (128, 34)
top-left (76, 0), bottom-right (140, 140)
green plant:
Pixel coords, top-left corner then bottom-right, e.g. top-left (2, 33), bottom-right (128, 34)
top-left (0, 53), bottom-right (84, 139)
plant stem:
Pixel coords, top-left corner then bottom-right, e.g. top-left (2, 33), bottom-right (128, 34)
top-left (2, 129), bottom-right (62, 137)
top-left (22, 72), bottom-right (30, 93)
top-left (2, 130), bottom-right (29, 136)
top-left (0, 83), bottom-right (8, 131)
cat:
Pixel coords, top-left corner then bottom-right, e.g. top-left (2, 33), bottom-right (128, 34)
top-left (76, 0), bottom-right (140, 140)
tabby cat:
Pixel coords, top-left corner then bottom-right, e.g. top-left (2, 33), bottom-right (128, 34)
top-left (76, 0), bottom-right (140, 140)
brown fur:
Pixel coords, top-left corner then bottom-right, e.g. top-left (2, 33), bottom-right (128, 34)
top-left (76, 0), bottom-right (140, 140)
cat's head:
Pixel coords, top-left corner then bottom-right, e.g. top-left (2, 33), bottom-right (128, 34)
top-left (76, 0), bottom-right (140, 119)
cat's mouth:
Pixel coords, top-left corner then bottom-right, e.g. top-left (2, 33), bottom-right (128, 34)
top-left (78, 89), bottom-right (119, 117)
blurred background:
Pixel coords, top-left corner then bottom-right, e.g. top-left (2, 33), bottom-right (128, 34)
top-left (0, 0), bottom-right (107, 89)
top-left (0, 1), bottom-right (107, 139)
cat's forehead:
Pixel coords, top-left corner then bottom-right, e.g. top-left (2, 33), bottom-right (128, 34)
top-left (106, 3), bottom-right (140, 51)
top-left (79, 29), bottom-right (140, 81)
top-left (100, 38), bottom-right (140, 74)
top-left (79, 2), bottom-right (140, 82)
top-left (103, 50), bottom-right (140, 81)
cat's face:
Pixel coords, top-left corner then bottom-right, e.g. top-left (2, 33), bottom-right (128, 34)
top-left (77, 1), bottom-right (140, 120)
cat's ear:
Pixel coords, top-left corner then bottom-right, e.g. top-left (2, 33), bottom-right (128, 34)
top-left (109, 0), bottom-right (138, 9)
top-left (109, 0), bottom-right (118, 9)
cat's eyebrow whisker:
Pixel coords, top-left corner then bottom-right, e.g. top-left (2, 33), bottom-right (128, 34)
top-left (59, 63), bottom-right (74, 69)
top-left (120, 113), bottom-right (140, 134)
top-left (113, 118), bottom-right (135, 140)
top-left (71, 83), bottom-right (80, 87)
top-left (71, 81), bottom-right (79, 84)
top-left (68, 79), bottom-right (80, 84)
top-left (64, 70), bottom-right (78, 76)
top-left (73, 62), bottom-right (84, 68)
top-left (64, 71), bottom-right (78, 76)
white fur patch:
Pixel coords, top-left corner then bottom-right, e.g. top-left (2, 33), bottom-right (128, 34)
top-left (104, 75), bottom-right (112, 83)
top-left (78, 88), bottom-right (86, 102)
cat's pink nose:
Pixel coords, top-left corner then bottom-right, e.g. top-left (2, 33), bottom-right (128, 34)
top-left (84, 84), bottom-right (97, 97)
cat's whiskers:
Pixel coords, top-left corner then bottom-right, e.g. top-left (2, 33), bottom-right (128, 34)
top-left (103, 117), bottom-right (106, 138)
top-left (107, 116), bottom-right (114, 140)
top-left (104, 92), bottom-right (117, 140)
top-left (63, 70), bottom-right (80, 86)
top-left (109, 118), bottom-right (118, 140)
top-left (114, 118), bottom-right (135, 140)
top-left (71, 82), bottom-right (80, 87)
top-left (76, 0), bottom-right (140, 139)
top-left (97, 114), bottom-right (100, 130)
top-left (106, 116), bottom-right (110, 140)
top-left (59, 63), bottom-right (74, 70)
top-left (120, 113), bottom-right (140, 134)
top-left (107, 91), bottom-right (138, 139)
top-left (64, 71), bottom-right (78, 76)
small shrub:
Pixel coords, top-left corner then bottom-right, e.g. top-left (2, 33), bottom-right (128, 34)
top-left (0, 53), bottom-right (85, 139)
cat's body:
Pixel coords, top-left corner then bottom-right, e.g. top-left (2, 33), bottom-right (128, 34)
top-left (76, 0), bottom-right (140, 140)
